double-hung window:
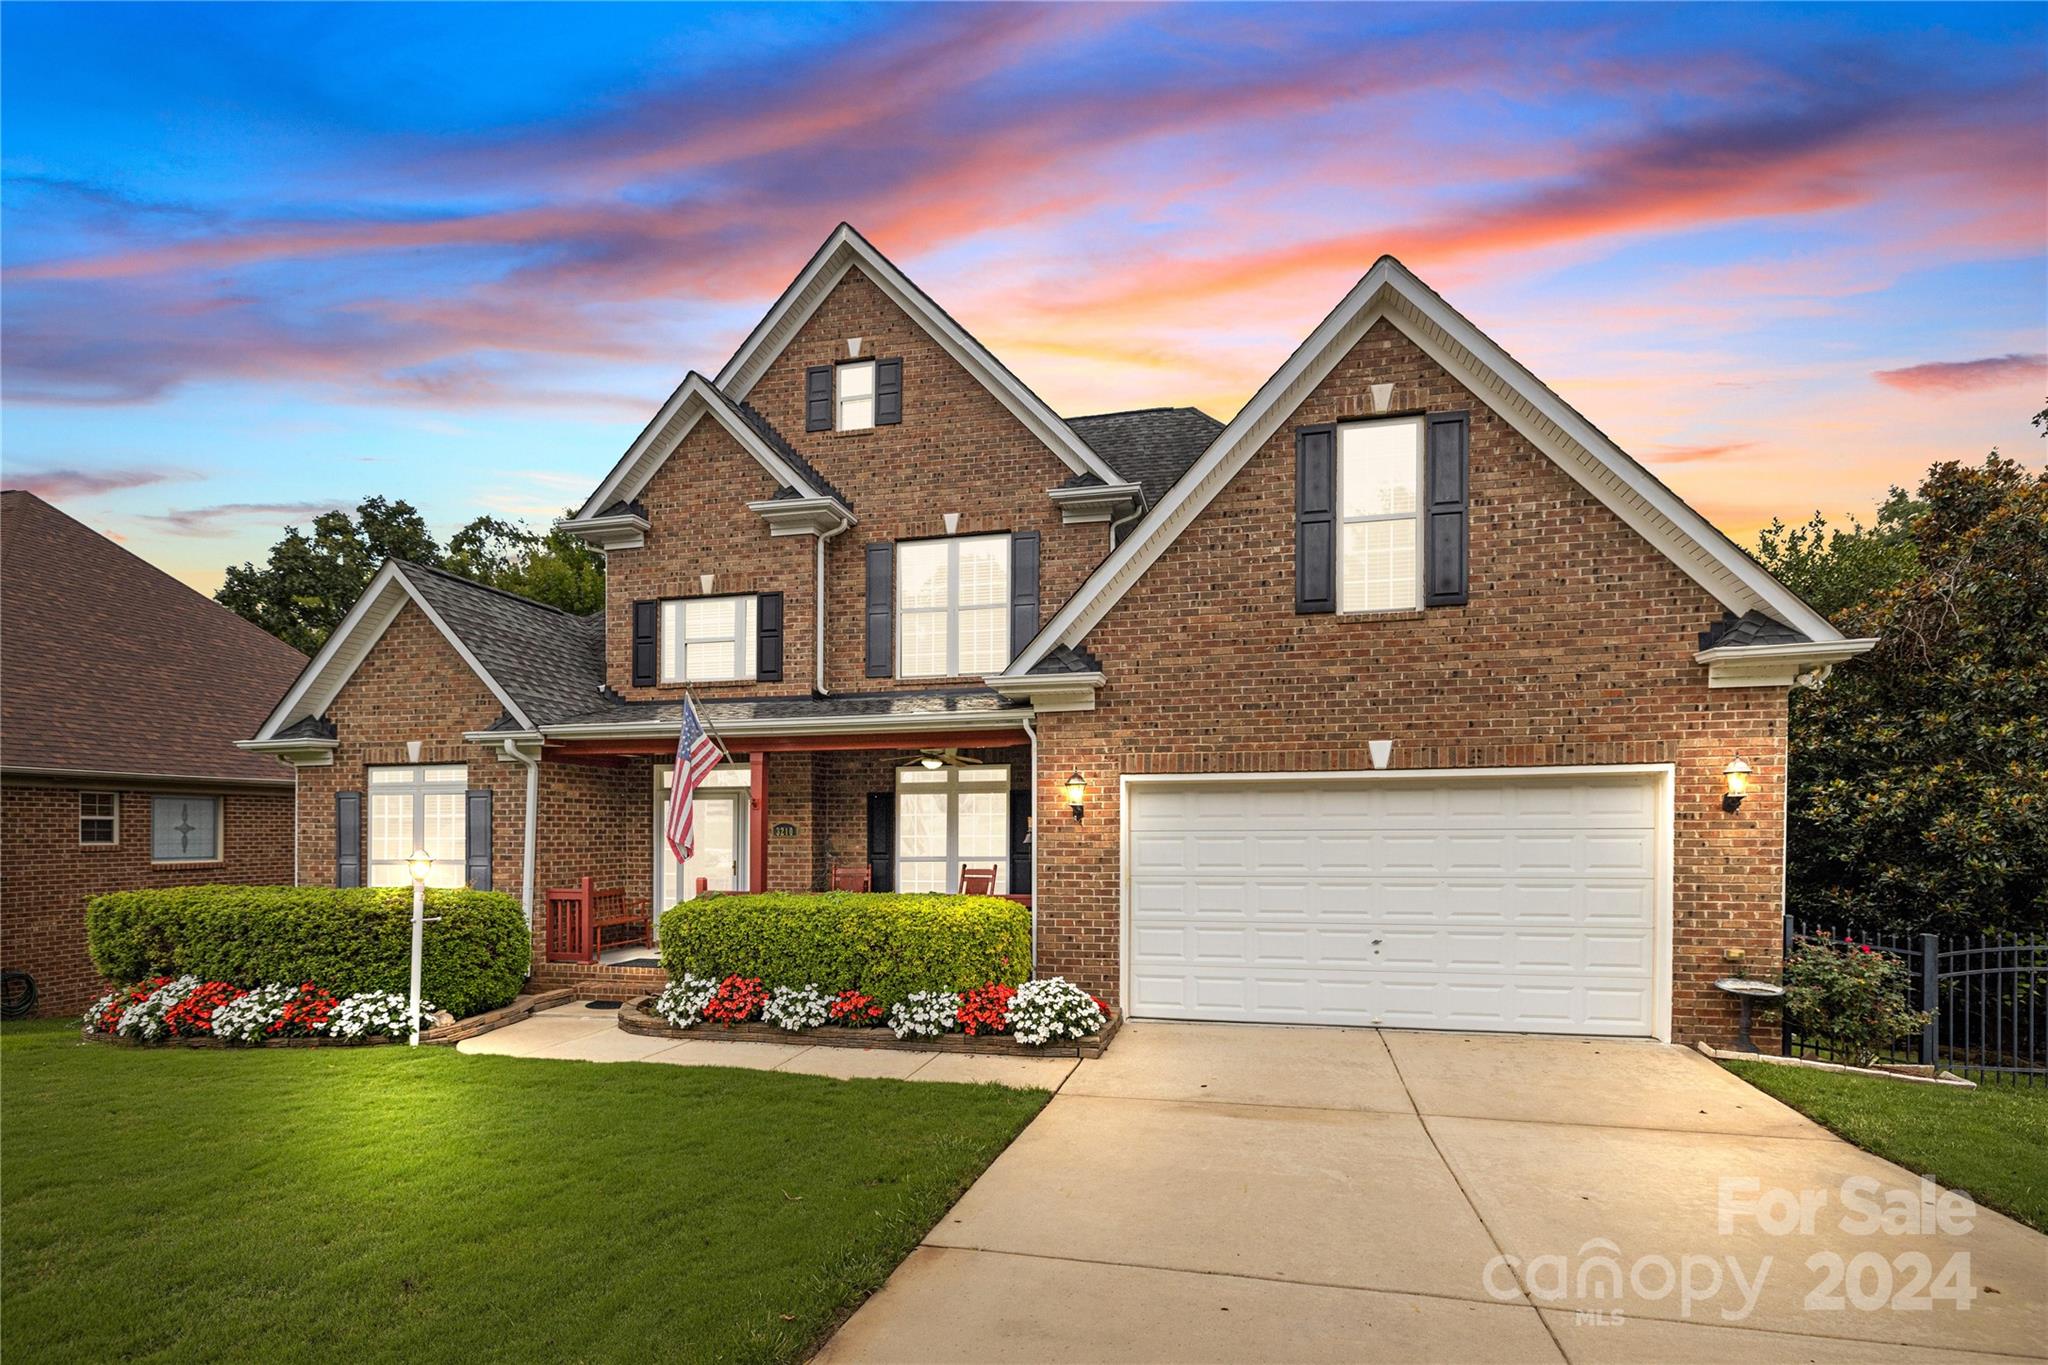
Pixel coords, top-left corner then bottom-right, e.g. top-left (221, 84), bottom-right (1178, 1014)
top-left (837, 360), bottom-right (875, 431)
top-left (896, 764), bottom-right (1010, 894)
top-left (898, 534), bottom-right (1008, 678)
top-left (660, 595), bottom-right (757, 684)
top-left (79, 792), bottom-right (118, 846)
top-left (367, 764), bottom-right (467, 887)
top-left (1338, 416), bottom-right (1424, 613)
top-left (150, 795), bottom-right (221, 862)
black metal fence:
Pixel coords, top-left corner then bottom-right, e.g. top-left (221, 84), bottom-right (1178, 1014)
top-left (1783, 916), bottom-right (2047, 1086)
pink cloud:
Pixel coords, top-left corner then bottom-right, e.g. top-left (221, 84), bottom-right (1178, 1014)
top-left (1874, 353), bottom-right (2047, 393)
top-left (3, 465), bottom-right (194, 499)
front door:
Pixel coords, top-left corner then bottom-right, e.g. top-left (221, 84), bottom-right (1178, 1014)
top-left (655, 766), bottom-right (748, 912)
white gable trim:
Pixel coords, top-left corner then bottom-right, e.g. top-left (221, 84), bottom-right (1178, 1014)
top-left (251, 562), bottom-right (534, 740)
top-left (569, 372), bottom-right (845, 524)
top-left (1002, 257), bottom-right (1841, 678)
top-left (714, 224), bottom-right (1125, 488)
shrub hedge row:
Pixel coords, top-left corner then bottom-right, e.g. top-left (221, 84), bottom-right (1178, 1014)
top-left (658, 893), bottom-right (1030, 1005)
top-left (86, 886), bottom-right (529, 1018)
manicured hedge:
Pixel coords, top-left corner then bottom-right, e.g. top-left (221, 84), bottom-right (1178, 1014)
top-left (659, 893), bottom-right (1030, 1005)
top-left (86, 886), bottom-right (529, 1018)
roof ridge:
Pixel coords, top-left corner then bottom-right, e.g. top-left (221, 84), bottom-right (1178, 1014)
top-left (396, 559), bottom-right (572, 616)
top-left (1066, 406), bottom-right (1220, 422)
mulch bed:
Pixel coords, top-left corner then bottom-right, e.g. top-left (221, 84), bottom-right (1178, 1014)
top-left (616, 995), bottom-right (1121, 1058)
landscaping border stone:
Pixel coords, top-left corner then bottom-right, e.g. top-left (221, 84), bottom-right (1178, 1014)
top-left (616, 995), bottom-right (1120, 1058)
top-left (1697, 1041), bottom-right (1977, 1088)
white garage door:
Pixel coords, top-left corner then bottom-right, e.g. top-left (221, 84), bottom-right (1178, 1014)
top-left (1126, 772), bottom-right (1666, 1037)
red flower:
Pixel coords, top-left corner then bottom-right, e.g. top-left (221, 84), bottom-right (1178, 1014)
top-left (956, 982), bottom-right (1017, 1036)
top-left (827, 990), bottom-right (884, 1026)
top-left (701, 976), bottom-right (768, 1026)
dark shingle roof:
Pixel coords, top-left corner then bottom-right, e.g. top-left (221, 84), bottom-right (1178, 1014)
top-left (700, 382), bottom-right (851, 510)
top-left (1698, 610), bottom-right (1809, 651)
top-left (548, 687), bottom-right (1023, 731)
top-left (1028, 644), bottom-right (1102, 676)
top-left (1065, 407), bottom-right (1223, 510)
top-left (396, 563), bottom-right (606, 727)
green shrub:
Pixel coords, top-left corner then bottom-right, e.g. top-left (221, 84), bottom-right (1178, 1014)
top-left (659, 893), bottom-right (1030, 1005)
top-left (86, 885), bottom-right (529, 1018)
top-left (1783, 934), bottom-right (1932, 1068)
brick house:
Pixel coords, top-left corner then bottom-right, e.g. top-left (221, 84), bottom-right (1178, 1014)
top-left (1, 491), bottom-right (305, 1016)
top-left (244, 226), bottom-right (1871, 1044)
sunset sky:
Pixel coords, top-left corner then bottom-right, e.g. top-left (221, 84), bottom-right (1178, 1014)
top-left (4, 2), bottom-right (2044, 593)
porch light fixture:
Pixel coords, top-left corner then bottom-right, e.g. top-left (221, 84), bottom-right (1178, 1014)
top-left (405, 849), bottom-right (433, 1047)
top-left (919, 754), bottom-right (945, 770)
top-left (1063, 771), bottom-right (1087, 821)
top-left (1721, 758), bottom-right (1753, 813)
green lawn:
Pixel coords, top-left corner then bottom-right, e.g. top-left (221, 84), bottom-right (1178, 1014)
top-left (1723, 1060), bottom-right (2048, 1233)
top-left (1, 1020), bottom-right (1047, 1364)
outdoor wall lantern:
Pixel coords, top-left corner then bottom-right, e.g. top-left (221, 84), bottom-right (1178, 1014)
top-left (1721, 758), bottom-right (1753, 813)
top-left (1063, 771), bottom-right (1087, 821)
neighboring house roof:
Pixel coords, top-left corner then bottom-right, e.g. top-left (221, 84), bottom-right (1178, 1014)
top-left (1066, 407), bottom-right (1224, 510)
top-left (545, 687), bottom-right (1025, 736)
top-left (0, 490), bottom-right (305, 784)
top-left (1002, 254), bottom-right (1860, 680)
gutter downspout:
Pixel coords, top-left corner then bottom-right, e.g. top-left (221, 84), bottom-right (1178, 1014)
top-left (1107, 494), bottom-right (1147, 548)
top-left (503, 738), bottom-right (541, 926)
top-left (815, 521), bottom-right (849, 696)
top-left (1022, 714), bottom-right (1039, 979)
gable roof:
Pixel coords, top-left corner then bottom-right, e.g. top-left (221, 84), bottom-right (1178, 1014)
top-left (1, 490), bottom-right (305, 784)
top-left (1001, 255), bottom-right (1851, 679)
top-left (1067, 406), bottom-right (1224, 510)
top-left (714, 224), bottom-right (1126, 488)
top-left (250, 561), bottom-right (604, 741)
top-left (569, 371), bottom-right (851, 524)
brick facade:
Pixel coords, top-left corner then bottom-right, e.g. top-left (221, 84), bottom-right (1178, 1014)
top-left (1, 780), bottom-right (294, 1016)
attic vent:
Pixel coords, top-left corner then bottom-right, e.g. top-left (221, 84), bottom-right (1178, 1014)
top-left (847, 337), bottom-right (863, 358)
top-left (1371, 383), bottom-right (1394, 413)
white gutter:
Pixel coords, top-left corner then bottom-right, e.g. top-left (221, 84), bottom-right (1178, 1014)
top-left (814, 521), bottom-right (849, 696)
top-left (1022, 715), bottom-right (1039, 978)
top-left (502, 738), bottom-right (541, 926)
top-left (537, 708), bottom-right (1031, 741)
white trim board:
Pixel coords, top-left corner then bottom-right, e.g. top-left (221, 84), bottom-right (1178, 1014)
top-left (1004, 255), bottom-right (1845, 680)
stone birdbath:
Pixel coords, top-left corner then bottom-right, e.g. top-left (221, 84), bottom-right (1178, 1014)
top-left (1714, 977), bottom-right (1787, 1054)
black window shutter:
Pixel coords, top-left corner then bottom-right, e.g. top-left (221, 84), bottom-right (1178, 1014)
top-left (465, 789), bottom-right (493, 890)
top-left (866, 791), bottom-right (895, 892)
top-left (1424, 412), bottom-right (1470, 607)
top-left (875, 358), bottom-right (903, 425)
top-left (805, 365), bottom-right (833, 432)
top-left (334, 791), bottom-right (362, 888)
top-left (1295, 425), bottom-right (1336, 614)
top-left (631, 600), bottom-right (658, 686)
top-left (864, 542), bottom-right (894, 678)
top-left (1008, 786), bottom-right (1031, 896)
top-left (1009, 531), bottom-right (1040, 662)
top-left (756, 592), bottom-right (784, 681)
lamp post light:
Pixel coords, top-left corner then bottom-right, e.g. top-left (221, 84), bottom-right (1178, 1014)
top-left (406, 848), bottom-right (433, 1046)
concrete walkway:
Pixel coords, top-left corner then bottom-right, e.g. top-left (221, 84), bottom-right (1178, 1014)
top-left (818, 1022), bottom-right (2048, 1364)
top-left (453, 1004), bottom-right (1077, 1088)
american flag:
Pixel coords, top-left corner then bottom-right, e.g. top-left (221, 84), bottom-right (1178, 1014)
top-left (665, 697), bottom-right (725, 862)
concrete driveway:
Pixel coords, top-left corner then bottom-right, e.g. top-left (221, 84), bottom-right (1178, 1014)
top-left (818, 1023), bottom-right (2047, 1364)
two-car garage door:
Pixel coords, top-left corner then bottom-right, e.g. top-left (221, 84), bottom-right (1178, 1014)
top-left (1126, 772), bottom-right (1668, 1038)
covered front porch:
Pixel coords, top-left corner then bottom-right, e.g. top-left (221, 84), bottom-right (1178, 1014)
top-left (529, 695), bottom-right (1034, 985)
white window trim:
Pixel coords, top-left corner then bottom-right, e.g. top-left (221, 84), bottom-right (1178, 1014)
top-left (1337, 415), bottom-right (1426, 615)
top-left (896, 534), bottom-right (1010, 680)
top-left (79, 790), bottom-right (119, 847)
top-left (896, 765), bottom-right (1011, 894)
top-left (836, 359), bottom-right (876, 432)
top-left (659, 594), bottom-right (757, 685)
top-left (366, 764), bottom-right (468, 887)
top-left (148, 794), bottom-right (224, 865)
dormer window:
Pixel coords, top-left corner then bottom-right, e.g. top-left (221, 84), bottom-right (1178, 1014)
top-left (837, 360), bottom-right (876, 431)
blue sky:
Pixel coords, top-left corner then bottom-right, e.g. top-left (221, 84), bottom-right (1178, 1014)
top-left (4, 2), bottom-right (2043, 591)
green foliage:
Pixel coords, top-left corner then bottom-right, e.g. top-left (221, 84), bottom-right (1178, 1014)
top-left (659, 893), bottom-right (1031, 1005)
top-left (85, 885), bottom-right (529, 1017)
top-left (1752, 489), bottom-right (1920, 623)
top-left (1766, 449), bottom-right (2048, 935)
top-left (1781, 935), bottom-right (1931, 1068)
top-left (444, 515), bottom-right (604, 616)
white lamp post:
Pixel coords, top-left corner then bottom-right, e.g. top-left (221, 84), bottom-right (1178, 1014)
top-left (406, 847), bottom-right (433, 1046)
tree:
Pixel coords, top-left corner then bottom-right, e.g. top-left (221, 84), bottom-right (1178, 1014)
top-left (445, 513), bottom-right (604, 616)
top-left (1776, 451), bottom-right (2047, 935)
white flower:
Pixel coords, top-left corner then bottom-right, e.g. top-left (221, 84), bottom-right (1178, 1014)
top-left (1005, 978), bottom-right (1105, 1046)
top-left (212, 983), bottom-right (296, 1044)
top-left (762, 983), bottom-right (831, 1031)
top-left (115, 976), bottom-right (200, 1040)
top-left (82, 990), bottom-right (121, 1032)
top-left (888, 991), bottom-right (959, 1039)
top-left (653, 974), bottom-right (719, 1029)
top-left (325, 991), bottom-right (435, 1040)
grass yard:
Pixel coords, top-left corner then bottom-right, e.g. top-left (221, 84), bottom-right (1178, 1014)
top-left (1723, 1060), bottom-right (2048, 1233)
top-left (1, 1020), bottom-right (1047, 1363)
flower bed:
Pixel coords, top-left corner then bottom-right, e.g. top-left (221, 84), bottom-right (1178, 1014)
top-left (618, 974), bottom-right (1120, 1058)
top-left (82, 976), bottom-right (443, 1048)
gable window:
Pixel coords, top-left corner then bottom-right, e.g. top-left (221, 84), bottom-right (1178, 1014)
top-left (150, 795), bottom-right (221, 863)
top-left (79, 791), bottom-right (118, 846)
top-left (837, 360), bottom-right (875, 431)
top-left (367, 764), bottom-right (467, 887)
top-left (1338, 416), bottom-right (1424, 613)
top-left (661, 595), bottom-right (758, 684)
top-left (896, 764), bottom-right (1009, 894)
top-left (898, 534), bottom-right (1008, 678)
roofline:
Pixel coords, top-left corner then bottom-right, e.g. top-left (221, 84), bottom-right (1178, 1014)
top-left (1001, 256), bottom-right (1843, 679)
top-left (712, 224), bottom-right (1125, 488)
top-left (537, 707), bottom-right (1030, 741)
top-left (1694, 637), bottom-right (1877, 666)
top-left (250, 561), bottom-right (536, 740)
top-left (0, 763), bottom-right (293, 789)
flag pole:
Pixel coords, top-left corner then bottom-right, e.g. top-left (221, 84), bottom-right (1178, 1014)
top-left (684, 688), bottom-right (735, 767)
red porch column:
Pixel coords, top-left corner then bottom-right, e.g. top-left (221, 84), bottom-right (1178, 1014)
top-left (748, 749), bottom-right (768, 893)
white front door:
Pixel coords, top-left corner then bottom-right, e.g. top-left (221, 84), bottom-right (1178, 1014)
top-left (655, 766), bottom-right (749, 912)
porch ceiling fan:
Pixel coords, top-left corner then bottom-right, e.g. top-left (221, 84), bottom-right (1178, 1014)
top-left (905, 748), bottom-right (983, 770)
